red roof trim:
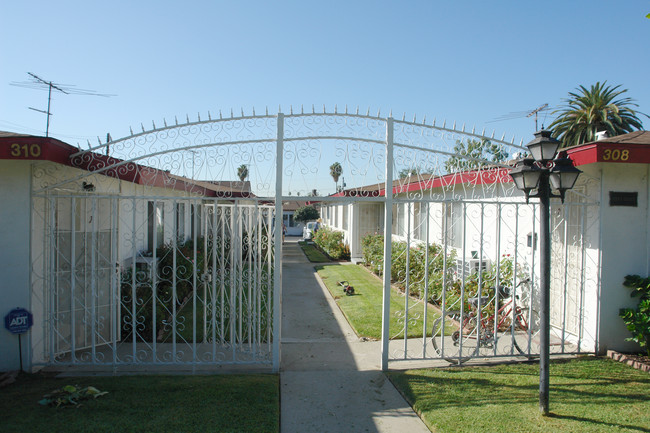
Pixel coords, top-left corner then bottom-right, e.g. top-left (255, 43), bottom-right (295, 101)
top-left (565, 142), bottom-right (650, 166)
top-left (0, 135), bottom-right (252, 197)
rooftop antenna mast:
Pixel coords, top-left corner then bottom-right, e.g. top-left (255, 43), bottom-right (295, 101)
top-left (526, 103), bottom-right (549, 131)
top-left (488, 103), bottom-right (551, 131)
top-left (11, 72), bottom-right (115, 137)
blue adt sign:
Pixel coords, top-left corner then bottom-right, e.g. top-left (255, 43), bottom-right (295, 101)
top-left (4, 308), bottom-right (33, 335)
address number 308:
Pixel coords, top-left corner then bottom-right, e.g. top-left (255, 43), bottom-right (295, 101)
top-left (602, 149), bottom-right (629, 161)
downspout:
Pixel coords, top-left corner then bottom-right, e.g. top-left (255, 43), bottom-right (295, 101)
top-left (595, 167), bottom-right (605, 355)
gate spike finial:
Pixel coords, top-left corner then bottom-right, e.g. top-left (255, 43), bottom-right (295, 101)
top-left (366, 107), bottom-right (370, 116)
top-left (265, 106), bottom-right (268, 116)
top-left (312, 104), bottom-right (315, 114)
top-left (186, 114), bottom-right (190, 124)
top-left (323, 104), bottom-right (326, 113)
top-left (219, 110), bottom-right (223, 119)
top-left (433, 118), bottom-right (436, 127)
top-left (252, 107), bottom-right (256, 116)
top-left (175, 116), bottom-right (178, 125)
top-left (511, 136), bottom-right (515, 144)
top-left (491, 130), bottom-right (495, 138)
top-left (152, 120), bottom-right (156, 129)
top-left (402, 112), bottom-right (405, 121)
top-left (290, 105), bottom-right (293, 115)
top-left (377, 108), bottom-right (380, 117)
top-left (413, 114), bottom-right (416, 123)
top-left (164, 118), bottom-right (168, 127)
top-left (141, 123), bottom-right (145, 132)
top-left (130, 126), bottom-right (134, 135)
top-left (97, 136), bottom-right (102, 145)
top-left (208, 111), bottom-right (212, 120)
top-left (356, 106), bottom-right (359, 115)
top-left (231, 108), bottom-right (234, 118)
top-left (334, 104), bottom-right (337, 114)
top-left (279, 105), bottom-right (282, 113)
top-left (501, 132), bottom-right (505, 141)
top-left (443, 119), bottom-right (446, 128)
top-left (241, 108), bottom-right (244, 117)
top-left (482, 127), bottom-right (485, 136)
top-left (423, 115), bottom-right (426, 124)
top-left (452, 121), bottom-right (456, 131)
top-left (301, 104), bottom-right (303, 114)
top-left (520, 138), bottom-right (524, 146)
top-left (197, 112), bottom-right (201, 122)
top-left (461, 123), bottom-right (465, 132)
top-left (345, 104), bottom-right (348, 114)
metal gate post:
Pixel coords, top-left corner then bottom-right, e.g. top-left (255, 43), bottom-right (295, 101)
top-left (272, 112), bottom-right (284, 372)
top-left (381, 117), bottom-right (394, 371)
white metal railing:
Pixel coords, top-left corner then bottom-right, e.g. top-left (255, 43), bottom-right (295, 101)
top-left (28, 108), bottom-right (597, 371)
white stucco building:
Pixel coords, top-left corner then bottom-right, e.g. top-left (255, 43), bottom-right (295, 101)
top-left (320, 131), bottom-right (650, 356)
top-left (0, 132), bottom-right (257, 372)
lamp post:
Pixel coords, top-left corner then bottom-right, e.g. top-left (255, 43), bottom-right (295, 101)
top-left (509, 130), bottom-right (581, 416)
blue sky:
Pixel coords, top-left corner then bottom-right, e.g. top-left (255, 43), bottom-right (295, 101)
top-left (2, 1), bottom-right (648, 167)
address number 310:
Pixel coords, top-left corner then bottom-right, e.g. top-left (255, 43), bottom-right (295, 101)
top-left (10, 143), bottom-right (42, 158)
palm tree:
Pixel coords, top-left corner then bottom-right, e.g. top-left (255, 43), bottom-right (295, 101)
top-left (237, 164), bottom-right (249, 182)
top-left (549, 82), bottom-right (647, 148)
top-left (329, 162), bottom-right (342, 191)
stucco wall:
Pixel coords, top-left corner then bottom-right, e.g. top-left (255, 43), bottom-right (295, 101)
top-left (593, 163), bottom-right (650, 353)
top-left (0, 160), bottom-right (32, 371)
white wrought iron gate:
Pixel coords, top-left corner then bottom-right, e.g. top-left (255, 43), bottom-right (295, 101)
top-left (29, 107), bottom-right (598, 371)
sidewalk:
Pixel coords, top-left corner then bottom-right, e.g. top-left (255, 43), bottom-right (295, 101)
top-left (280, 237), bottom-right (431, 433)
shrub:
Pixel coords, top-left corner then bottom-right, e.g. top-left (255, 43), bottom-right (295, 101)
top-left (620, 274), bottom-right (650, 356)
top-left (360, 233), bottom-right (528, 317)
top-left (313, 226), bottom-right (350, 260)
top-left (293, 205), bottom-right (320, 223)
top-left (361, 232), bottom-right (385, 275)
top-left (360, 233), bottom-right (456, 302)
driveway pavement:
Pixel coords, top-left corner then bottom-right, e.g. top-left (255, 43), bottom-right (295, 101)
top-left (280, 237), bottom-right (431, 433)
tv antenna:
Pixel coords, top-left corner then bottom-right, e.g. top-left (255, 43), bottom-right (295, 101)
top-left (488, 103), bottom-right (551, 131)
top-left (10, 72), bottom-right (115, 137)
top-left (526, 103), bottom-right (549, 131)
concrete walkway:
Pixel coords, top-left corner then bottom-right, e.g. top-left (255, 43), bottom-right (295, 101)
top-left (280, 237), bottom-right (431, 433)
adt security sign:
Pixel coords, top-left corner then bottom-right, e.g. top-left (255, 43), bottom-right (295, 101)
top-left (4, 308), bottom-right (33, 335)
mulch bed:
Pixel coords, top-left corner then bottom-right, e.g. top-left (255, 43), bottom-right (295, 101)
top-left (607, 350), bottom-right (650, 373)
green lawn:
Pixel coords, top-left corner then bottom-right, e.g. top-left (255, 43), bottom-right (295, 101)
top-left (388, 357), bottom-right (650, 433)
top-left (316, 263), bottom-right (442, 339)
top-left (298, 241), bottom-right (331, 262)
top-left (1, 373), bottom-right (279, 433)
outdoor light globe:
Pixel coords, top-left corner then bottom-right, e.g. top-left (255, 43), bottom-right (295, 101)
top-left (549, 158), bottom-right (581, 192)
top-left (509, 159), bottom-right (542, 192)
top-left (527, 130), bottom-right (561, 162)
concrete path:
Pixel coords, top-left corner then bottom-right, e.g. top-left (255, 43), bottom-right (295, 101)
top-left (280, 237), bottom-right (431, 433)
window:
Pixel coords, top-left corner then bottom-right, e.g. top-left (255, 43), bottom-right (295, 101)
top-left (176, 202), bottom-right (186, 242)
top-left (190, 203), bottom-right (202, 240)
top-left (148, 201), bottom-right (164, 251)
top-left (446, 202), bottom-right (464, 249)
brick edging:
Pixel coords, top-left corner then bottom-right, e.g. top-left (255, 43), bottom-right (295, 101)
top-left (607, 350), bottom-right (650, 373)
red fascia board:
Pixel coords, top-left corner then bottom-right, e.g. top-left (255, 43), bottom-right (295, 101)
top-left (565, 142), bottom-right (650, 166)
top-left (0, 136), bottom-right (76, 164)
top-left (374, 168), bottom-right (513, 196)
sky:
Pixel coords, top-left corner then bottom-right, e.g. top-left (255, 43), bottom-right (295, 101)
top-left (1, 1), bottom-right (649, 194)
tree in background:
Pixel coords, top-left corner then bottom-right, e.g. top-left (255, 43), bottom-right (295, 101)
top-left (293, 205), bottom-right (320, 224)
top-left (398, 166), bottom-right (434, 179)
top-left (237, 164), bottom-right (249, 182)
top-left (549, 82), bottom-right (647, 148)
top-left (329, 162), bottom-right (343, 191)
top-left (444, 138), bottom-right (509, 173)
